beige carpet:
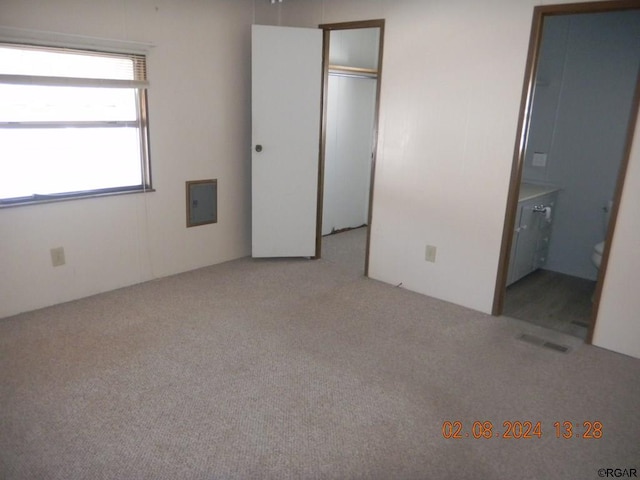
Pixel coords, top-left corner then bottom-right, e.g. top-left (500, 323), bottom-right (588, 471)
top-left (1, 230), bottom-right (639, 479)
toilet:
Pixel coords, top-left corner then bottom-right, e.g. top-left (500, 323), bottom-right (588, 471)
top-left (591, 201), bottom-right (613, 270)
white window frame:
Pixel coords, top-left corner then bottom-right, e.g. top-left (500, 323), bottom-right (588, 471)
top-left (0, 28), bottom-right (153, 207)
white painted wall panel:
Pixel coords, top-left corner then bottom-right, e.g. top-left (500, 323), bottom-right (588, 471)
top-left (329, 0), bottom-right (530, 313)
top-left (594, 115), bottom-right (640, 359)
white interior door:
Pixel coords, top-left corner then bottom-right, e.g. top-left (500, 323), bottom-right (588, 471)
top-left (251, 25), bottom-right (323, 258)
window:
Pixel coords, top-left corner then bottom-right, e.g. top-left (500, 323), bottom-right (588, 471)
top-left (0, 43), bottom-right (151, 206)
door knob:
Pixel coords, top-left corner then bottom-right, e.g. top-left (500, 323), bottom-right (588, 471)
top-left (255, 145), bottom-right (263, 153)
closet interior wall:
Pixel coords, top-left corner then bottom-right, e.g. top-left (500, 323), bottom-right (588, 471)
top-left (322, 28), bottom-right (379, 235)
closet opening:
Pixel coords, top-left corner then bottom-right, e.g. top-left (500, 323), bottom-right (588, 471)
top-left (315, 20), bottom-right (385, 276)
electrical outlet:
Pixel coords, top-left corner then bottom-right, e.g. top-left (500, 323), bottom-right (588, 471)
top-left (50, 247), bottom-right (66, 267)
top-left (425, 245), bottom-right (437, 263)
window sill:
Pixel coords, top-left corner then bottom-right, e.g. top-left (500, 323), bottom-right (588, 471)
top-left (0, 186), bottom-right (155, 209)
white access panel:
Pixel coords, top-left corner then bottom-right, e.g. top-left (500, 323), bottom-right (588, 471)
top-left (251, 25), bottom-right (323, 258)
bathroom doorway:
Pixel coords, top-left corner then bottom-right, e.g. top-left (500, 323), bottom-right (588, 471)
top-left (316, 20), bottom-right (384, 275)
top-left (493, 1), bottom-right (640, 341)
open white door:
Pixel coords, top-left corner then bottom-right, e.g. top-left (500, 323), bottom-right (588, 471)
top-left (251, 25), bottom-right (323, 258)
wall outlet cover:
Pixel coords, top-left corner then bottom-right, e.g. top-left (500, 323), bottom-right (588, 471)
top-left (50, 247), bottom-right (66, 267)
top-left (425, 245), bottom-right (437, 263)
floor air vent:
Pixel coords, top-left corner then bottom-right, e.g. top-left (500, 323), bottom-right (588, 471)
top-left (517, 333), bottom-right (570, 353)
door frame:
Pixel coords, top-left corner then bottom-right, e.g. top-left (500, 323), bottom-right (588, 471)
top-left (314, 19), bottom-right (385, 276)
top-left (491, 0), bottom-right (640, 344)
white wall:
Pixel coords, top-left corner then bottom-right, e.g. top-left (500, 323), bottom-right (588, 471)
top-left (0, 0), bottom-right (253, 318)
top-left (523, 11), bottom-right (640, 280)
top-left (594, 115), bottom-right (640, 358)
top-left (256, 0), bottom-right (640, 359)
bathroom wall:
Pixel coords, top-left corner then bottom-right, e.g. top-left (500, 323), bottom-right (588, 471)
top-left (322, 28), bottom-right (378, 235)
top-left (522, 11), bottom-right (640, 280)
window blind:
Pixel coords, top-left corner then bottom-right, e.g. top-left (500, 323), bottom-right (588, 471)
top-left (0, 44), bottom-right (148, 88)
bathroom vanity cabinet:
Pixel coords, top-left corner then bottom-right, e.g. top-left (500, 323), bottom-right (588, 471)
top-left (507, 184), bottom-right (559, 286)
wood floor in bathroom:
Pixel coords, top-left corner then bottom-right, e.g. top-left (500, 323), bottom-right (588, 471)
top-left (503, 269), bottom-right (597, 340)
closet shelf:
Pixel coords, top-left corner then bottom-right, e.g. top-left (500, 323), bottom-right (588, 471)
top-left (328, 65), bottom-right (378, 78)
